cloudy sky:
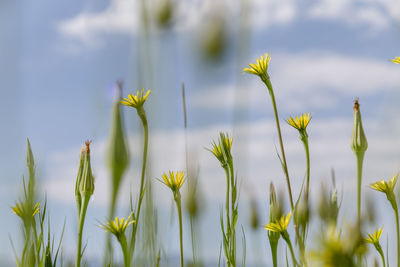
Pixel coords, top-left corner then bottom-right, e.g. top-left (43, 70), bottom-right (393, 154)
top-left (1, 0), bottom-right (400, 265)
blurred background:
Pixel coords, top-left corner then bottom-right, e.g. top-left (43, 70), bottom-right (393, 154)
top-left (1, 0), bottom-right (400, 265)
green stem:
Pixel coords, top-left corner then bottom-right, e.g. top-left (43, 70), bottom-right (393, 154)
top-left (269, 241), bottom-right (278, 267)
top-left (263, 77), bottom-right (302, 260)
top-left (282, 231), bottom-right (299, 267)
top-left (189, 216), bottom-right (197, 266)
top-left (175, 197), bottom-right (184, 267)
top-left (394, 207), bottom-right (400, 267)
top-left (355, 151), bottom-right (365, 227)
top-left (224, 166), bottom-right (231, 238)
top-left (263, 77), bottom-right (294, 211)
top-left (130, 108), bottom-right (149, 257)
top-left (302, 137), bottom-right (310, 206)
top-left (103, 185), bottom-right (119, 265)
top-left (119, 234), bottom-right (131, 267)
top-left (76, 195), bottom-right (90, 267)
top-left (377, 245), bottom-right (386, 267)
top-left (229, 162), bottom-right (236, 266)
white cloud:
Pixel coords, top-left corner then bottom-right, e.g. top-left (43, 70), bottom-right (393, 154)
top-left (308, 0), bottom-right (399, 31)
top-left (191, 51), bottom-right (400, 112)
top-left (57, 0), bottom-right (400, 46)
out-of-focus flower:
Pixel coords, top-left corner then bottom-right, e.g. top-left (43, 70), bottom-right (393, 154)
top-left (392, 57), bottom-right (400, 64)
top-left (121, 89), bottom-right (151, 109)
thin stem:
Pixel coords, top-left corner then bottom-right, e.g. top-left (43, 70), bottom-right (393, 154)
top-left (394, 207), bottom-right (400, 267)
top-left (76, 195), bottom-right (90, 267)
top-left (224, 166), bottom-right (231, 238)
top-left (355, 151), bottom-right (365, 227)
top-left (377, 246), bottom-right (386, 267)
top-left (176, 197), bottom-right (184, 267)
top-left (270, 241), bottom-right (278, 267)
top-left (302, 137), bottom-right (310, 206)
top-left (130, 109), bottom-right (149, 257)
top-left (104, 183), bottom-right (119, 265)
top-left (282, 232), bottom-right (299, 267)
top-left (190, 217), bottom-right (197, 266)
top-left (262, 77), bottom-right (303, 260)
top-left (229, 162), bottom-right (236, 267)
top-left (263, 78), bottom-right (294, 211)
top-left (119, 234), bottom-right (131, 267)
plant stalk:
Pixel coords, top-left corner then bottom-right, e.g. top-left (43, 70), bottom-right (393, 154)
top-left (76, 195), bottom-right (90, 267)
top-left (176, 197), bottom-right (184, 267)
top-left (130, 108), bottom-right (149, 257)
top-left (394, 207), bottom-right (400, 267)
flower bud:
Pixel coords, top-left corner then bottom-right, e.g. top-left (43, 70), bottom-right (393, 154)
top-left (108, 84), bottom-right (129, 193)
top-left (351, 99), bottom-right (368, 155)
top-left (75, 145), bottom-right (85, 211)
top-left (26, 138), bottom-right (35, 173)
top-left (79, 141), bottom-right (95, 198)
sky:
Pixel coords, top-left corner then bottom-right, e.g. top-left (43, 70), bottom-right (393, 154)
top-left (1, 0), bottom-right (400, 266)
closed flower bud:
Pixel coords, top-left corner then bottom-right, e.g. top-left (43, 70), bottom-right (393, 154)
top-left (75, 145), bottom-right (85, 212)
top-left (26, 138), bottom-right (35, 173)
top-left (351, 99), bottom-right (368, 154)
top-left (108, 84), bottom-right (129, 193)
top-left (79, 141), bottom-right (95, 198)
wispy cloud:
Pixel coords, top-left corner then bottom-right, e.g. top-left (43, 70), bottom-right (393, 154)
top-left (191, 51), bottom-right (400, 112)
top-left (57, 0), bottom-right (399, 47)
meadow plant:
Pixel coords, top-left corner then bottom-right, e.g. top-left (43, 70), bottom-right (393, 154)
top-left (121, 88), bottom-right (151, 260)
top-left (99, 214), bottom-right (135, 267)
top-left (208, 133), bottom-right (239, 267)
top-left (351, 98), bottom-right (368, 227)
top-left (370, 174), bottom-right (400, 267)
top-left (75, 141), bottom-right (95, 267)
top-left (365, 227), bottom-right (385, 267)
top-left (158, 171), bottom-right (185, 267)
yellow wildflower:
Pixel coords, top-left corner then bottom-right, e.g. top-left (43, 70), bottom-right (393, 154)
top-left (159, 171), bottom-right (185, 192)
top-left (121, 88), bottom-right (151, 109)
top-left (12, 202), bottom-right (40, 220)
top-left (207, 132), bottom-right (232, 166)
top-left (392, 57), bottom-right (400, 64)
top-left (99, 214), bottom-right (135, 238)
top-left (287, 113), bottom-right (311, 132)
top-left (243, 53), bottom-right (271, 80)
top-left (365, 227), bottom-right (383, 245)
top-left (265, 212), bottom-right (291, 233)
top-left (370, 174), bottom-right (398, 194)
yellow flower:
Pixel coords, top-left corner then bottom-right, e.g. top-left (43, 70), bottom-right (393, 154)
top-left (159, 171), bottom-right (185, 192)
top-left (370, 174), bottom-right (398, 194)
top-left (365, 227), bottom-right (383, 246)
top-left (12, 202), bottom-right (40, 220)
top-left (99, 214), bottom-right (135, 238)
top-left (207, 132), bottom-right (233, 166)
top-left (243, 53), bottom-right (271, 79)
top-left (286, 113), bottom-right (311, 132)
top-left (121, 88), bottom-right (151, 109)
top-left (392, 57), bottom-right (400, 64)
top-left (265, 212), bottom-right (291, 233)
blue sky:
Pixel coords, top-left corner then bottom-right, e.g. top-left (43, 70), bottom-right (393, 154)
top-left (1, 0), bottom-right (400, 265)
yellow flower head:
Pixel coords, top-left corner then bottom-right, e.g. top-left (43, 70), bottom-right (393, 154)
top-left (243, 53), bottom-right (271, 80)
top-left (121, 88), bottom-right (151, 109)
top-left (12, 202), bottom-right (40, 220)
top-left (370, 173), bottom-right (398, 194)
top-left (265, 212), bottom-right (291, 233)
top-left (159, 171), bottom-right (185, 193)
top-left (392, 57), bottom-right (400, 64)
top-left (99, 214), bottom-right (135, 239)
top-left (365, 227), bottom-right (383, 246)
top-left (208, 132), bottom-right (233, 166)
top-left (286, 113), bottom-right (311, 132)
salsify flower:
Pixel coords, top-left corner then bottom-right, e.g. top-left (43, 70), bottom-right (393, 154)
top-left (207, 132), bottom-right (233, 167)
top-left (287, 113), bottom-right (311, 132)
top-left (392, 57), bottom-right (400, 64)
top-left (120, 88), bottom-right (151, 109)
top-left (365, 227), bottom-right (386, 267)
top-left (243, 53), bottom-right (271, 81)
top-left (265, 212), bottom-right (291, 233)
top-left (370, 174), bottom-right (398, 194)
top-left (99, 214), bottom-right (135, 239)
top-left (159, 171), bottom-right (185, 193)
top-left (11, 202), bottom-right (40, 220)
top-left (365, 227), bottom-right (383, 246)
